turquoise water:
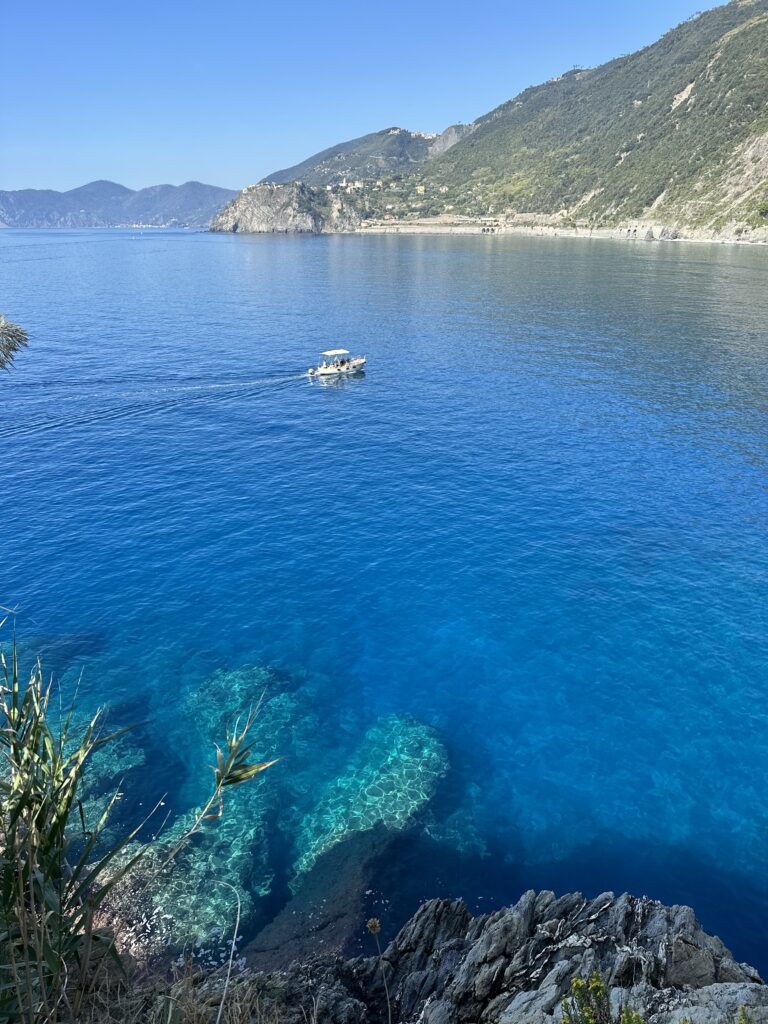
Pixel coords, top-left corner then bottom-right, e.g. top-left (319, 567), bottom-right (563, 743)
top-left (2, 230), bottom-right (767, 965)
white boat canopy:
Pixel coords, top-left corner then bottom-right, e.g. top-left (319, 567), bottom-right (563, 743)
top-left (321, 349), bottom-right (350, 357)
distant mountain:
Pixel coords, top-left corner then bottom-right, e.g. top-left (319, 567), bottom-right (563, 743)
top-left (220, 0), bottom-right (768, 242)
top-left (261, 125), bottom-right (473, 186)
top-left (0, 180), bottom-right (238, 228)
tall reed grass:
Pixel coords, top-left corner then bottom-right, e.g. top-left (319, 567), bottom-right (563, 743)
top-left (0, 625), bottom-right (275, 1023)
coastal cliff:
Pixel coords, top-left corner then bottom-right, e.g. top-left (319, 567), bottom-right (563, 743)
top-left (210, 182), bottom-right (365, 234)
top-left (200, 891), bottom-right (768, 1023)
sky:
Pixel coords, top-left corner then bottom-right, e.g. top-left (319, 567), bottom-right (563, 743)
top-left (2, 0), bottom-right (721, 192)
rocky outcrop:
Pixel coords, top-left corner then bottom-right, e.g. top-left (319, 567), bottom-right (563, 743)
top-left (237, 891), bottom-right (768, 1024)
top-left (210, 182), bottom-right (365, 234)
top-left (427, 123), bottom-right (477, 157)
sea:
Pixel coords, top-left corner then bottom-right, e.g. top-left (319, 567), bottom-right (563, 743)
top-left (1, 228), bottom-right (767, 968)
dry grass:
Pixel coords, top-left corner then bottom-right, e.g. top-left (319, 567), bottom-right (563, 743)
top-left (78, 964), bottom-right (308, 1024)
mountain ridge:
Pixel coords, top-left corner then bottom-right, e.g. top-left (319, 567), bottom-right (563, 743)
top-left (260, 124), bottom-right (473, 186)
top-left (0, 180), bottom-right (238, 229)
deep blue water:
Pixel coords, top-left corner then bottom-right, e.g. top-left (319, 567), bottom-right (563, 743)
top-left (2, 229), bottom-right (768, 967)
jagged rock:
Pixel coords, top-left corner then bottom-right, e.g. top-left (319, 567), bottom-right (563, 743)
top-left (240, 891), bottom-right (768, 1024)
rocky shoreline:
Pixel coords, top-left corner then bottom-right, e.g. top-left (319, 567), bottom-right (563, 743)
top-left (210, 185), bottom-right (768, 245)
top-left (214, 890), bottom-right (768, 1024)
top-left (97, 795), bottom-right (768, 1022)
top-left (357, 218), bottom-right (768, 245)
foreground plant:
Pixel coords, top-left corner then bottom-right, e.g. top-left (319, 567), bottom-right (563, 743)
top-left (0, 628), bottom-right (275, 1023)
top-left (0, 315), bottom-right (28, 371)
top-left (367, 918), bottom-right (392, 1024)
top-left (562, 972), bottom-right (645, 1024)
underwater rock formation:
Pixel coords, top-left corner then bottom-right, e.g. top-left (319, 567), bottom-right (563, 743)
top-left (95, 665), bottom-right (290, 954)
top-left (236, 892), bottom-right (768, 1024)
top-left (80, 731), bottom-right (147, 838)
top-left (97, 663), bottom-right (450, 957)
top-left (96, 780), bottom-right (276, 958)
top-left (14, 630), bottom-right (105, 678)
top-left (247, 825), bottom-right (397, 968)
top-left (103, 664), bottom-right (298, 951)
top-left (292, 714), bottom-right (448, 884)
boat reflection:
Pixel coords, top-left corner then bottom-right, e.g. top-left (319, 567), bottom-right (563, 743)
top-left (309, 369), bottom-right (366, 388)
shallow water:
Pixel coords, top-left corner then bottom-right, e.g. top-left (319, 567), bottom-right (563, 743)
top-left (2, 230), bottom-right (767, 966)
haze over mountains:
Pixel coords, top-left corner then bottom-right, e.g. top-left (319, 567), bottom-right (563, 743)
top-left (215, 0), bottom-right (768, 240)
top-left (0, 180), bottom-right (237, 229)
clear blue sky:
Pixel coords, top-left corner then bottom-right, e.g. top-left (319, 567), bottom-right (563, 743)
top-left (2, 0), bottom-right (720, 192)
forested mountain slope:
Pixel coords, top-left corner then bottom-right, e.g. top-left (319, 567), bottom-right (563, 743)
top-left (408, 0), bottom-right (768, 231)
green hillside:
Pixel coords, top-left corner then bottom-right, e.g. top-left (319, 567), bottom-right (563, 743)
top-left (261, 128), bottom-right (438, 186)
top-left (384, 0), bottom-right (768, 231)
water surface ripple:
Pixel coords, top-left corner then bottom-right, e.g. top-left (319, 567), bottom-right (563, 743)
top-left (1, 230), bottom-right (767, 965)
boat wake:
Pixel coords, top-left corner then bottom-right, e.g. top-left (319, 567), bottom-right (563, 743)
top-left (0, 372), bottom-right (308, 441)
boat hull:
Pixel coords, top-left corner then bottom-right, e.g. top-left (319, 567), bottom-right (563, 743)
top-left (308, 357), bottom-right (366, 377)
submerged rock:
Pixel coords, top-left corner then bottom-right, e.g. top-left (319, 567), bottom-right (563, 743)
top-left (108, 665), bottom-right (299, 949)
top-left (13, 630), bottom-right (105, 676)
top-left (80, 730), bottom-right (147, 838)
top-left (97, 662), bottom-right (451, 958)
top-left (238, 891), bottom-right (767, 1024)
top-left (247, 825), bottom-right (397, 968)
top-left (292, 714), bottom-right (448, 883)
top-left (96, 664), bottom-right (295, 954)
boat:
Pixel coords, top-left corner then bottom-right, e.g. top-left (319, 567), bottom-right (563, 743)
top-left (307, 349), bottom-right (366, 377)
